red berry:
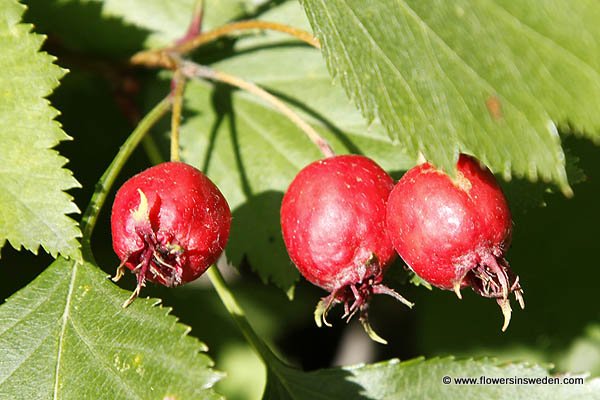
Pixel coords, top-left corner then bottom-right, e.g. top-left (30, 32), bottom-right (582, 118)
top-left (281, 154), bottom-right (412, 343)
top-left (386, 155), bottom-right (524, 331)
top-left (111, 161), bottom-right (231, 306)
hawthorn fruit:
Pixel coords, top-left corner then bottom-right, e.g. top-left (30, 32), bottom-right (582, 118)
top-left (281, 154), bottom-right (412, 343)
top-left (386, 155), bottom-right (524, 331)
top-left (111, 161), bottom-right (231, 306)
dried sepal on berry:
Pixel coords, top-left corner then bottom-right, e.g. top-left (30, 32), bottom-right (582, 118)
top-left (281, 155), bottom-right (412, 343)
top-left (111, 162), bottom-right (231, 307)
top-left (386, 155), bottom-right (524, 331)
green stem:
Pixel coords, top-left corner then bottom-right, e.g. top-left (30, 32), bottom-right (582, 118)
top-left (206, 263), bottom-right (283, 366)
top-left (137, 98), bottom-right (282, 367)
top-left (75, 47), bottom-right (284, 368)
top-left (170, 69), bottom-right (186, 162)
top-left (80, 97), bottom-right (171, 256)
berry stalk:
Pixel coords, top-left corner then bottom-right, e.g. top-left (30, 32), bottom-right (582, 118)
top-left (170, 69), bottom-right (186, 162)
top-left (131, 21), bottom-right (319, 69)
top-left (174, 20), bottom-right (320, 53)
top-left (80, 97), bottom-right (171, 256)
top-left (135, 121), bottom-right (287, 367)
top-left (207, 256), bottom-right (286, 367)
top-left (178, 58), bottom-right (336, 158)
top-left (75, 69), bottom-right (275, 362)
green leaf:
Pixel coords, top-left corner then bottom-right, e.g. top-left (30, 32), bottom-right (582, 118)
top-left (0, 258), bottom-right (222, 399)
top-left (0, 0), bottom-right (81, 260)
top-left (300, 0), bottom-right (600, 194)
top-left (99, 0), bottom-right (262, 47)
top-left (500, 141), bottom-right (586, 210)
top-left (176, 1), bottom-right (413, 296)
top-left (559, 324), bottom-right (600, 377)
top-left (408, 271), bottom-right (432, 290)
top-left (24, 0), bottom-right (267, 55)
top-left (263, 357), bottom-right (600, 399)
top-left (89, 0), bottom-right (269, 47)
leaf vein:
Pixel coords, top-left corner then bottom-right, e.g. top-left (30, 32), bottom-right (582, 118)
top-left (67, 318), bottom-right (144, 400)
top-left (53, 262), bottom-right (78, 400)
top-left (339, 0), bottom-right (432, 128)
top-left (235, 105), bottom-right (305, 170)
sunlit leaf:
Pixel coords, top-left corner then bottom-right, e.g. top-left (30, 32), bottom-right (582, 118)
top-left (0, 258), bottom-right (221, 399)
top-left (300, 0), bottom-right (600, 194)
top-left (0, 0), bottom-right (81, 259)
top-left (263, 357), bottom-right (600, 399)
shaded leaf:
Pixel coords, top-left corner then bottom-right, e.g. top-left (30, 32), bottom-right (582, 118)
top-left (0, 258), bottom-right (221, 399)
top-left (89, 0), bottom-right (269, 47)
top-left (559, 324), bottom-right (600, 377)
top-left (0, 0), bottom-right (81, 260)
top-left (263, 357), bottom-right (600, 399)
top-left (24, 0), bottom-right (267, 55)
top-left (300, 0), bottom-right (600, 194)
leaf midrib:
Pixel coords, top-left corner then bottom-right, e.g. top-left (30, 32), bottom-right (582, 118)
top-left (53, 261), bottom-right (78, 400)
top-left (321, 0), bottom-right (568, 177)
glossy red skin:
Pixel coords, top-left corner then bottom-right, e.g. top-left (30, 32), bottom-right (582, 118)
top-left (386, 155), bottom-right (512, 289)
top-left (280, 155), bottom-right (395, 292)
top-left (111, 162), bottom-right (231, 285)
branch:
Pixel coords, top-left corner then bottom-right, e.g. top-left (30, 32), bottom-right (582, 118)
top-left (178, 59), bottom-right (335, 158)
top-left (131, 21), bottom-right (320, 68)
top-left (173, 20), bottom-right (320, 53)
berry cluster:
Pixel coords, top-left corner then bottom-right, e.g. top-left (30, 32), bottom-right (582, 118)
top-left (280, 154), bottom-right (524, 341)
top-left (111, 154), bottom-right (523, 339)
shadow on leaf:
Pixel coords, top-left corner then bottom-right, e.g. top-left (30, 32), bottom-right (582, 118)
top-left (228, 191), bottom-right (299, 296)
top-left (263, 363), bottom-right (371, 400)
top-left (25, 0), bottom-right (150, 57)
